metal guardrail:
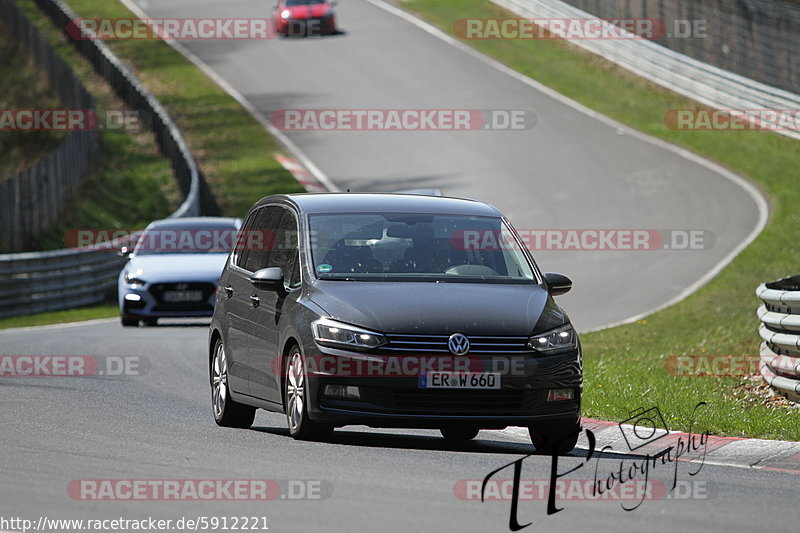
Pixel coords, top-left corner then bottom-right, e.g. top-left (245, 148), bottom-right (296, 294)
top-left (0, 0), bottom-right (205, 319)
top-left (756, 277), bottom-right (800, 401)
top-left (554, 0), bottom-right (800, 99)
top-left (0, 0), bottom-right (98, 252)
top-left (491, 0), bottom-right (800, 141)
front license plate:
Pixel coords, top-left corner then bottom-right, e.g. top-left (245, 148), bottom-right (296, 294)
top-left (419, 371), bottom-right (501, 389)
top-left (163, 290), bottom-right (203, 302)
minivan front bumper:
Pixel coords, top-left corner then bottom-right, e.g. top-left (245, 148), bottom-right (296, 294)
top-left (301, 345), bottom-right (583, 429)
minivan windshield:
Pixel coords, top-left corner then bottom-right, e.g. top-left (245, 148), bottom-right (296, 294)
top-left (308, 213), bottom-right (536, 283)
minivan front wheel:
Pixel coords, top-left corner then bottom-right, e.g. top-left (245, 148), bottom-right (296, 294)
top-left (211, 339), bottom-right (255, 428)
top-left (285, 346), bottom-right (333, 441)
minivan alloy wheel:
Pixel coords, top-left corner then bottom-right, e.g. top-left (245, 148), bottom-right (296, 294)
top-left (285, 345), bottom-right (333, 440)
top-left (287, 349), bottom-right (305, 432)
top-left (212, 343), bottom-right (228, 419)
top-left (211, 339), bottom-right (255, 428)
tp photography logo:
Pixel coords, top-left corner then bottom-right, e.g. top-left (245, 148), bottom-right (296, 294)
top-left (618, 406), bottom-right (670, 451)
top-left (476, 402), bottom-right (714, 530)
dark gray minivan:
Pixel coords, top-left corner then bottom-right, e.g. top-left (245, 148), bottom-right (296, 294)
top-left (209, 193), bottom-right (583, 453)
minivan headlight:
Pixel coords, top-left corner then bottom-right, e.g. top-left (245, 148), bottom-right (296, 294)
top-left (527, 324), bottom-right (577, 354)
top-left (312, 318), bottom-right (387, 351)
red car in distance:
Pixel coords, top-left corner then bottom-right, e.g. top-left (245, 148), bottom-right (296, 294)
top-left (274, 0), bottom-right (337, 37)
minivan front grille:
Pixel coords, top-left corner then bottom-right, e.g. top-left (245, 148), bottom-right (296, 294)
top-left (380, 334), bottom-right (532, 355)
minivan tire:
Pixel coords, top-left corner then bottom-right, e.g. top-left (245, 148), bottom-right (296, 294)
top-left (285, 345), bottom-right (333, 441)
top-left (211, 338), bottom-right (256, 428)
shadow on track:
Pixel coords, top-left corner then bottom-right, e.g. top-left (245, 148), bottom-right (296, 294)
top-left (249, 425), bottom-right (645, 462)
top-left (251, 425), bottom-right (534, 454)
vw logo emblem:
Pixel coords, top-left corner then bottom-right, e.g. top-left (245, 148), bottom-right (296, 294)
top-left (448, 333), bottom-right (470, 355)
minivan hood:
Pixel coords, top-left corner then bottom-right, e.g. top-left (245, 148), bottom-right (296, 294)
top-left (307, 281), bottom-right (568, 336)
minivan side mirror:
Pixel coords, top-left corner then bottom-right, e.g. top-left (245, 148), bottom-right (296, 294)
top-left (543, 272), bottom-right (572, 296)
top-left (250, 267), bottom-right (284, 289)
top-left (117, 246), bottom-right (132, 258)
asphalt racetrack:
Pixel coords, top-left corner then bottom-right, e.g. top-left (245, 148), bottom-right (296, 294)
top-left (0, 1), bottom-right (788, 532)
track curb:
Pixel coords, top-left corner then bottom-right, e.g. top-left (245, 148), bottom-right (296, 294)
top-left (504, 417), bottom-right (800, 474)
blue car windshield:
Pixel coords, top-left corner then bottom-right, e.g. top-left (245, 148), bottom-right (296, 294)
top-left (134, 223), bottom-right (239, 255)
top-left (308, 213), bottom-right (536, 283)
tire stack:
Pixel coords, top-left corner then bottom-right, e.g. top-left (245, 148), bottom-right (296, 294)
top-left (756, 275), bottom-right (800, 401)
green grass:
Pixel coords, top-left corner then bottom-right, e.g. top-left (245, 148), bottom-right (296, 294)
top-left (13, 0), bottom-right (180, 252)
top-left (0, 16), bottom-right (64, 181)
top-left (0, 304), bottom-right (118, 330)
top-left (17, 0), bottom-right (303, 251)
top-left (405, 0), bottom-right (800, 440)
top-left (58, 0), bottom-right (304, 217)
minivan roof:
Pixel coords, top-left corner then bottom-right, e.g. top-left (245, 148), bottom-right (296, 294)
top-left (259, 193), bottom-right (503, 217)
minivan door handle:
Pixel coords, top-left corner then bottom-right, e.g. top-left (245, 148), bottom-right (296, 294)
top-left (223, 286), bottom-right (234, 297)
top-left (249, 295), bottom-right (260, 308)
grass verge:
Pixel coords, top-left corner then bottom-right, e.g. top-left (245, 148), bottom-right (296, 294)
top-left (55, 0), bottom-right (305, 217)
top-left (0, 16), bottom-right (64, 181)
top-left (405, 0), bottom-right (800, 440)
top-left (0, 305), bottom-right (118, 330)
top-left (13, 0), bottom-right (181, 252)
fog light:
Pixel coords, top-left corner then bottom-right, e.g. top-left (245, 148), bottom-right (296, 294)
top-left (322, 385), bottom-right (360, 399)
top-left (124, 293), bottom-right (142, 302)
top-left (546, 388), bottom-right (574, 402)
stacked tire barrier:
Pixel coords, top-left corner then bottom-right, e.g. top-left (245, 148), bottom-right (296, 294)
top-left (0, 0), bottom-right (206, 319)
top-left (756, 276), bottom-right (800, 402)
top-left (0, 0), bottom-right (99, 252)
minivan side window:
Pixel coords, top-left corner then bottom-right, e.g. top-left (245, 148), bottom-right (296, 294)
top-left (243, 206), bottom-right (284, 273)
top-left (233, 209), bottom-right (261, 269)
top-left (272, 211), bottom-right (300, 289)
